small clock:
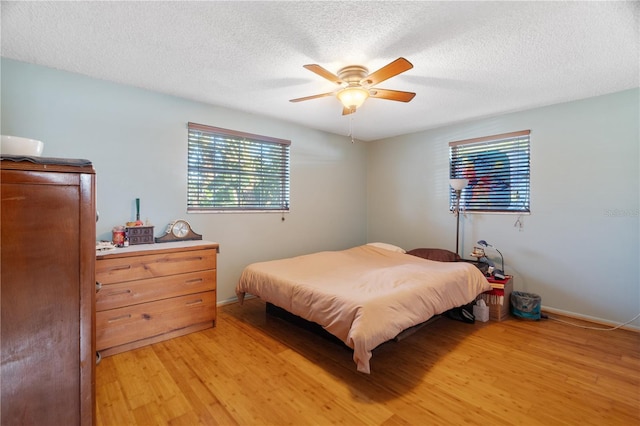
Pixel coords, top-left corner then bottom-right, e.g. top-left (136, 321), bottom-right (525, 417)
top-left (155, 219), bottom-right (203, 243)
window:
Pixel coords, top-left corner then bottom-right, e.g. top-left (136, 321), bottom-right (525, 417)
top-left (449, 130), bottom-right (530, 213)
top-left (187, 122), bottom-right (290, 212)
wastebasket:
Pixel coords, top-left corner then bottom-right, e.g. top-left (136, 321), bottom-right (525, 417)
top-left (510, 291), bottom-right (542, 320)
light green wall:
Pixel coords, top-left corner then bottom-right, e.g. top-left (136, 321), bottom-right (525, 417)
top-left (0, 58), bottom-right (368, 302)
top-left (367, 88), bottom-right (640, 327)
top-left (3, 58), bottom-right (638, 327)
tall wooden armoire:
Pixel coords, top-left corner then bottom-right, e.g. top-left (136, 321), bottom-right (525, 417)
top-left (1, 157), bottom-right (96, 425)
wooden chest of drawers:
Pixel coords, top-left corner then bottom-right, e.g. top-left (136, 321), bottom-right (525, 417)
top-left (96, 241), bottom-right (219, 357)
top-left (2, 159), bottom-right (96, 425)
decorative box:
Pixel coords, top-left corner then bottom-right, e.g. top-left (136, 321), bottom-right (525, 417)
top-left (125, 226), bottom-right (154, 245)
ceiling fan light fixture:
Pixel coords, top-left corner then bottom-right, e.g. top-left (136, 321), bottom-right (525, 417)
top-left (290, 58), bottom-right (414, 113)
top-left (337, 86), bottom-right (369, 110)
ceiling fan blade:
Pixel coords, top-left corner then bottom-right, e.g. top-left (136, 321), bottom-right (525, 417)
top-left (362, 57), bottom-right (413, 86)
top-left (369, 88), bottom-right (416, 102)
top-left (289, 92), bottom-right (334, 103)
top-left (303, 64), bottom-right (343, 84)
top-left (342, 107), bottom-right (356, 116)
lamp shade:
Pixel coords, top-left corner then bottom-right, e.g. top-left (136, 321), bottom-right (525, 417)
top-left (337, 87), bottom-right (369, 110)
top-left (449, 178), bottom-right (469, 191)
top-left (477, 239), bottom-right (490, 247)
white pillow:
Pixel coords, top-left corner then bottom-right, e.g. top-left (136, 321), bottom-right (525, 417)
top-left (366, 242), bottom-right (406, 253)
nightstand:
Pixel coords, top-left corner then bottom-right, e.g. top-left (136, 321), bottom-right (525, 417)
top-left (477, 275), bottom-right (513, 321)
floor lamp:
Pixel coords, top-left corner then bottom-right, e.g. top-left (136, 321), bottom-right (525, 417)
top-left (450, 178), bottom-right (469, 256)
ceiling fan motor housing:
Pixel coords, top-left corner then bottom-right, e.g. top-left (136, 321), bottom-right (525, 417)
top-left (337, 65), bottom-right (370, 86)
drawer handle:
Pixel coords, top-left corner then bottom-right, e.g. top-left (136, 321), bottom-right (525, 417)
top-left (162, 256), bottom-right (203, 263)
top-left (108, 314), bottom-right (132, 323)
top-left (110, 265), bottom-right (132, 271)
top-left (184, 278), bottom-right (204, 284)
top-left (105, 289), bottom-right (132, 297)
top-left (186, 298), bottom-right (204, 306)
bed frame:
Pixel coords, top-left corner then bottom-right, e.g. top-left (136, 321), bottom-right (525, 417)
top-left (265, 302), bottom-right (443, 348)
top-left (266, 302), bottom-right (348, 348)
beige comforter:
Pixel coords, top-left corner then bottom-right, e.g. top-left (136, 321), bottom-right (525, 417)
top-left (236, 244), bottom-right (490, 373)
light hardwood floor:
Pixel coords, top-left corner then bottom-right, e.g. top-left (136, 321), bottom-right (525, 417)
top-left (96, 298), bottom-right (640, 425)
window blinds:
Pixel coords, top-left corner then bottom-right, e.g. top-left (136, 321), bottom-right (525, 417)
top-left (449, 130), bottom-right (530, 213)
top-left (187, 122), bottom-right (290, 212)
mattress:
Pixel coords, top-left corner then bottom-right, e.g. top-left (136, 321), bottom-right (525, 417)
top-left (236, 244), bottom-right (490, 373)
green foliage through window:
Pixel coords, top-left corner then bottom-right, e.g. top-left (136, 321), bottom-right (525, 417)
top-left (187, 122), bottom-right (290, 212)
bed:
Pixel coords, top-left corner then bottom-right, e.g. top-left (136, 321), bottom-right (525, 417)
top-left (236, 243), bottom-right (491, 374)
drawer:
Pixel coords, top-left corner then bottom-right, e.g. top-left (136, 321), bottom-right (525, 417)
top-left (126, 226), bottom-right (153, 237)
top-left (96, 248), bottom-right (216, 284)
top-left (96, 291), bottom-right (216, 351)
top-left (96, 270), bottom-right (216, 311)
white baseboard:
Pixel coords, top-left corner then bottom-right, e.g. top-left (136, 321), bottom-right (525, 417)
top-left (542, 305), bottom-right (640, 332)
top-left (217, 294), bottom-right (253, 307)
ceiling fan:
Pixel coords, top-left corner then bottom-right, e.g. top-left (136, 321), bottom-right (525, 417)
top-left (289, 57), bottom-right (416, 115)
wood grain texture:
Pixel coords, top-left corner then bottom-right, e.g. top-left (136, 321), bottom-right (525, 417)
top-left (95, 245), bottom-right (217, 357)
top-left (96, 298), bottom-right (640, 425)
top-left (96, 270), bottom-right (216, 311)
top-left (96, 249), bottom-right (216, 284)
top-left (1, 161), bottom-right (96, 425)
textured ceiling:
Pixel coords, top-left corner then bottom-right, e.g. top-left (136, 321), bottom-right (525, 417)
top-left (1, 1), bottom-right (638, 141)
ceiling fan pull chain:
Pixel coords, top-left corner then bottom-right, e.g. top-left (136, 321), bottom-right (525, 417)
top-left (349, 115), bottom-right (355, 143)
